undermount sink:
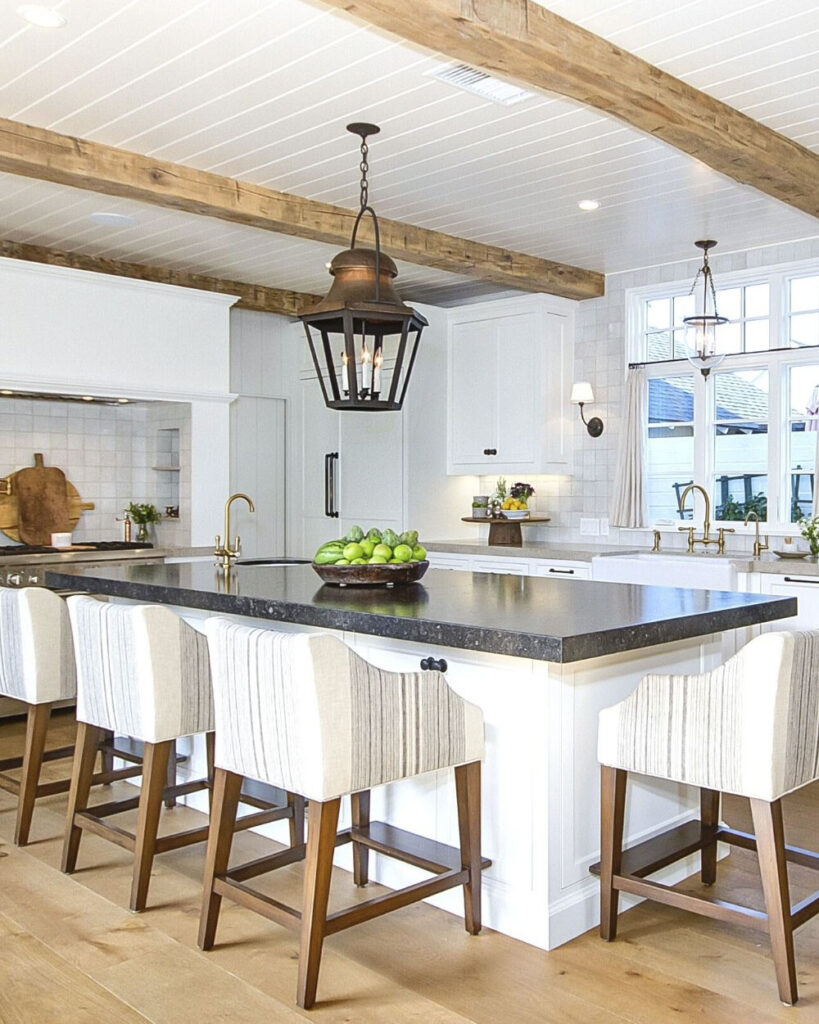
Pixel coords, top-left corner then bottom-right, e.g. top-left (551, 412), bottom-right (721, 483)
top-left (591, 552), bottom-right (737, 591)
top-left (234, 557), bottom-right (310, 566)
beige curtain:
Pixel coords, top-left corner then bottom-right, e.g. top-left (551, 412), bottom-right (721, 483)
top-left (812, 426), bottom-right (819, 518)
top-left (610, 367), bottom-right (647, 529)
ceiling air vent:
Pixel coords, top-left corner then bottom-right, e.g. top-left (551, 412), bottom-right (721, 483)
top-left (431, 63), bottom-right (535, 106)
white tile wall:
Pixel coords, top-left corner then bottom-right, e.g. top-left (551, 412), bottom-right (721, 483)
top-left (510, 237), bottom-right (819, 552)
top-left (0, 397), bottom-right (191, 546)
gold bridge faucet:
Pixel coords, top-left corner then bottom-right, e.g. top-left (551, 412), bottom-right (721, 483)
top-left (744, 510), bottom-right (769, 558)
top-left (215, 493), bottom-right (255, 570)
top-left (677, 483), bottom-right (735, 554)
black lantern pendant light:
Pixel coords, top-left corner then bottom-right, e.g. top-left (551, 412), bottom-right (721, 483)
top-left (683, 239), bottom-right (728, 379)
top-left (299, 123), bottom-right (428, 411)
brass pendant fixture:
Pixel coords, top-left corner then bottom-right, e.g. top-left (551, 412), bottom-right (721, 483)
top-left (299, 123), bottom-right (427, 411)
top-left (683, 239), bottom-right (728, 379)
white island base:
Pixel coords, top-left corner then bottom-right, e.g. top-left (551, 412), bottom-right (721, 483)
top-left (166, 612), bottom-right (738, 952)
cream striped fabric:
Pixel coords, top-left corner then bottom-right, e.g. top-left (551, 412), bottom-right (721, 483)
top-left (67, 597), bottom-right (213, 743)
top-left (205, 618), bottom-right (485, 802)
top-left (0, 588), bottom-right (76, 704)
top-left (598, 630), bottom-right (819, 801)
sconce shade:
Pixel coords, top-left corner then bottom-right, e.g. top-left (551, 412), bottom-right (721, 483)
top-left (570, 381), bottom-right (595, 405)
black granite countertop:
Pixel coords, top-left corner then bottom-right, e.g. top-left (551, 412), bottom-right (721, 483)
top-left (44, 560), bottom-right (797, 664)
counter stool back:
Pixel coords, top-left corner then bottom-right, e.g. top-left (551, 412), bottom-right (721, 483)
top-left (596, 629), bottom-right (819, 1006)
top-left (199, 618), bottom-right (486, 1010)
top-left (62, 597), bottom-right (301, 911)
top-left (0, 588), bottom-right (136, 845)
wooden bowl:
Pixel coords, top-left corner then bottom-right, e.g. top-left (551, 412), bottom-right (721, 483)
top-left (311, 560), bottom-right (429, 587)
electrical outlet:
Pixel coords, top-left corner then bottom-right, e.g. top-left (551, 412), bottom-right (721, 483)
top-left (599, 517), bottom-right (610, 537)
top-left (579, 517), bottom-right (600, 536)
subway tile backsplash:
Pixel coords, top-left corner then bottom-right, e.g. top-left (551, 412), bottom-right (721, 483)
top-left (0, 398), bottom-right (191, 546)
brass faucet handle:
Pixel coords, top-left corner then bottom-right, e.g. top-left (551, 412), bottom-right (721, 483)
top-left (652, 529), bottom-right (661, 552)
top-left (678, 526), bottom-right (695, 552)
top-left (716, 526), bottom-right (735, 554)
top-left (233, 536), bottom-right (241, 556)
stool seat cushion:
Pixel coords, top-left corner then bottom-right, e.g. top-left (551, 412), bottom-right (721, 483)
top-left (67, 597), bottom-right (213, 743)
top-left (598, 630), bottom-right (819, 802)
top-left (0, 588), bottom-right (76, 704)
top-left (205, 619), bottom-right (484, 802)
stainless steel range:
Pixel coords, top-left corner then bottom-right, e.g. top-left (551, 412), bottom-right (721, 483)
top-left (0, 542), bottom-right (160, 588)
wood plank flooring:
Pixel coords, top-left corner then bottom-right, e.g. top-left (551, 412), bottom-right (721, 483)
top-left (0, 710), bottom-right (816, 1022)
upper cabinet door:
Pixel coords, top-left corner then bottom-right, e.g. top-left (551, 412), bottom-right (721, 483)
top-left (446, 297), bottom-right (574, 476)
top-left (449, 319), bottom-right (498, 470)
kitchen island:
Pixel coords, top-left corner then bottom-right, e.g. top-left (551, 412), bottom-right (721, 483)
top-left (46, 560), bottom-right (796, 950)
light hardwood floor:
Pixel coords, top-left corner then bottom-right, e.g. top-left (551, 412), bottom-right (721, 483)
top-left (0, 710), bottom-right (816, 1023)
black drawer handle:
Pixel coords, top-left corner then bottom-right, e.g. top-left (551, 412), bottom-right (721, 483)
top-left (483, 448), bottom-right (497, 456)
top-left (784, 577), bottom-right (819, 584)
top-left (420, 657), bottom-right (448, 672)
top-left (548, 567), bottom-right (575, 575)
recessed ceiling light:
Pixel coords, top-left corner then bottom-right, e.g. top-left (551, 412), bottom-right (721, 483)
top-left (88, 211), bottom-right (137, 228)
top-left (81, 395), bottom-right (94, 402)
top-left (578, 199), bottom-right (600, 212)
top-left (17, 5), bottom-right (67, 28)
top-left (117, 398), bottom-right (130, 404)
top-left (0, 389), bottom-right (14, 396)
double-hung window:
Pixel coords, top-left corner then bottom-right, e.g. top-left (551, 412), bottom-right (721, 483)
top-left (629, 265), bottom-right (819, 529)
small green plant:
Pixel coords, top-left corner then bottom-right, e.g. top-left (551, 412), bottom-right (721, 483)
top-left (510, 481), bottom-right (535, 503)
top-left (124, 502), bottom-right (160, 525)
top-left (494, 477), bottom-right (507, 501)
top-left (798, 514), bottom-right (819, 556)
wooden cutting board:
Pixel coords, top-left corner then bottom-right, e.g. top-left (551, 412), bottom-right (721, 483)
top-left (0, 453), bottom-right (95, 544)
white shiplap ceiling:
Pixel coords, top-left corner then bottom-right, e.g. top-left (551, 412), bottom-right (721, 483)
top-left (0, 0), bottom-right (816, 303)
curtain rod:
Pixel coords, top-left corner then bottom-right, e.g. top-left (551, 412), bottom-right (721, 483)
top-left (629, 344), bottom-right (818, 371)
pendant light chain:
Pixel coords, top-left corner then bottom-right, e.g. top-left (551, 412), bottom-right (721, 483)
top-left (687, 245), bottom-right (721, 319)
top-left (359, 136), bottom-right (369, 211)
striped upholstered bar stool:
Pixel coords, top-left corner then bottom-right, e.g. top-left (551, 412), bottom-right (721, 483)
top-left (0, 587), bottom-right (78, 845)
top-left (62, 597), bottom-right (301, 912)
top-left (597, 629), bottom-right (819, 1006)
top-left (200, 619), bottom-right (485, 1010)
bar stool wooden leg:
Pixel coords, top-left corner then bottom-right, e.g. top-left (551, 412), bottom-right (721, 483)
top-left (198, 767), bottom-right (243, 951)
top-left (751, 798), bottom-right (798, 1006)
top-left (351, 790), bottom-right (370, 886)
top-left (205, 732), bottom-right (216, 813)
top-left (62, 722), bottom-right (103, 873)
top-left (99, 728), bottom-right (115, 783)
top-left (297, 797), bottom-right (340, 1010)
top-left (164, 738), bottom-right (177, 810)
top-left (455, 762), bottom-right (482, 935)
top-left (600, 765), bottom-right (627, 941)
top-left (130, 740), bottom-right (172, 912)
top-left (700, 788), bottom-right (721, 886)
top-left (289, 791), bottom-right (306, 849)
top-left (14, 703), bottom-right (52, 847)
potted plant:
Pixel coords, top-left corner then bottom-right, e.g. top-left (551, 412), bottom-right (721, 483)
top-left (798, 514), bottom-right (819, 557)
top-left (510, 482), bottom-right (535, 508)
top-left (124, 502), bottom-right (160, 543)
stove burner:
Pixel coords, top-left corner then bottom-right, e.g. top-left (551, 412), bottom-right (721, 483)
top-left (0, 542), bottom-right (154, 554)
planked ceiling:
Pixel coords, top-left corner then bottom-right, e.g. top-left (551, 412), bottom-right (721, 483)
top-left (0, 0), bottom-right (816, 306)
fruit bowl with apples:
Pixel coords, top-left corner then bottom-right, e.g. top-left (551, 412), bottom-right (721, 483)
top-left (312, 526), bottom-right (428, 586)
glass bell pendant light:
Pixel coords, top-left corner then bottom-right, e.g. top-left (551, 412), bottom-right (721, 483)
top-left (683, 239), bottom-right (728, 379)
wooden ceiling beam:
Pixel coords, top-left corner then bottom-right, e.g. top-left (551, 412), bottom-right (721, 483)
top-left (0, 116), bottom-right (603, 301)
top-left (321, 0), bottom-right (819, 219)
top-left (0, 239), bottom-right (320, 317)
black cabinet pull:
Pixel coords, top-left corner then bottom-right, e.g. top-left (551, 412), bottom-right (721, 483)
top-left (420, 657), bottom-right (448, 672)
top-left (324, 452), bottom-right (339, 518)
top-left (483, 448), bottom-right (497, 456)
top-left (784, 577), bottom-right (819, 584)
top-left (548, 567), bottom-right (575, 575)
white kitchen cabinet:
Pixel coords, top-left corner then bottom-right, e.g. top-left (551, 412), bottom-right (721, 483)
top-left (297, 370), bottom-right (405, 557)
top-left (426, 550), bottom-right (591, 579)
top-left (529, 561), bottom-right (591, 580)
top-left (447, 295), bottom-right (574, 476)
top-left (757, 573), bottom-right (819, 630)
top-left (473, 557), bottom-right (529, 576)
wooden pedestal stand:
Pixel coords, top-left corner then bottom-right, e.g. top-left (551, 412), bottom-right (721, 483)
top-left (461, 516), bottom-right (551, 547)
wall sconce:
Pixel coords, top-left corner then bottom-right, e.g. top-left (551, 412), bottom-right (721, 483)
top-left (570, 381), bottom-right (604, 437)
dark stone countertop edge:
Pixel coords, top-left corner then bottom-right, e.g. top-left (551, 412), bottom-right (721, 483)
top-left (46, 571), bottom-right (797, 666)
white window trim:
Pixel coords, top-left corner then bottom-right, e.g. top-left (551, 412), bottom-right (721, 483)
top-left (626, 256), bottom-right (819, 534)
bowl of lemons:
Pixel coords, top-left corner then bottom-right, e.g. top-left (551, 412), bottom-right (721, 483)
top-left (500, 498), bottom-right (529, 520)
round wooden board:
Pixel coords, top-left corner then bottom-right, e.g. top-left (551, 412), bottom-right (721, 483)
top-left (0, 476), bottom-right (94, 542)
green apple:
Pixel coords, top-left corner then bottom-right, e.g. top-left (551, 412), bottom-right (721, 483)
top-left (388, 557), bottom-right (403, 564)
top-left (412, 544), bottom-right (426, 560)
top-left (343, 542), bottom-right (364, 561)
top-left (350, 557), bottom-right (367, 564)
top-left (373, 543), bottom-right (392, 559)
top-left (335, 558), bottom-right (350, 565)
top-left (368, 555), bottom-right (388, 564)
top-left (392, 544), bottom-right (412, 562)
top-left (360, 538), bottom-right (375, 557)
